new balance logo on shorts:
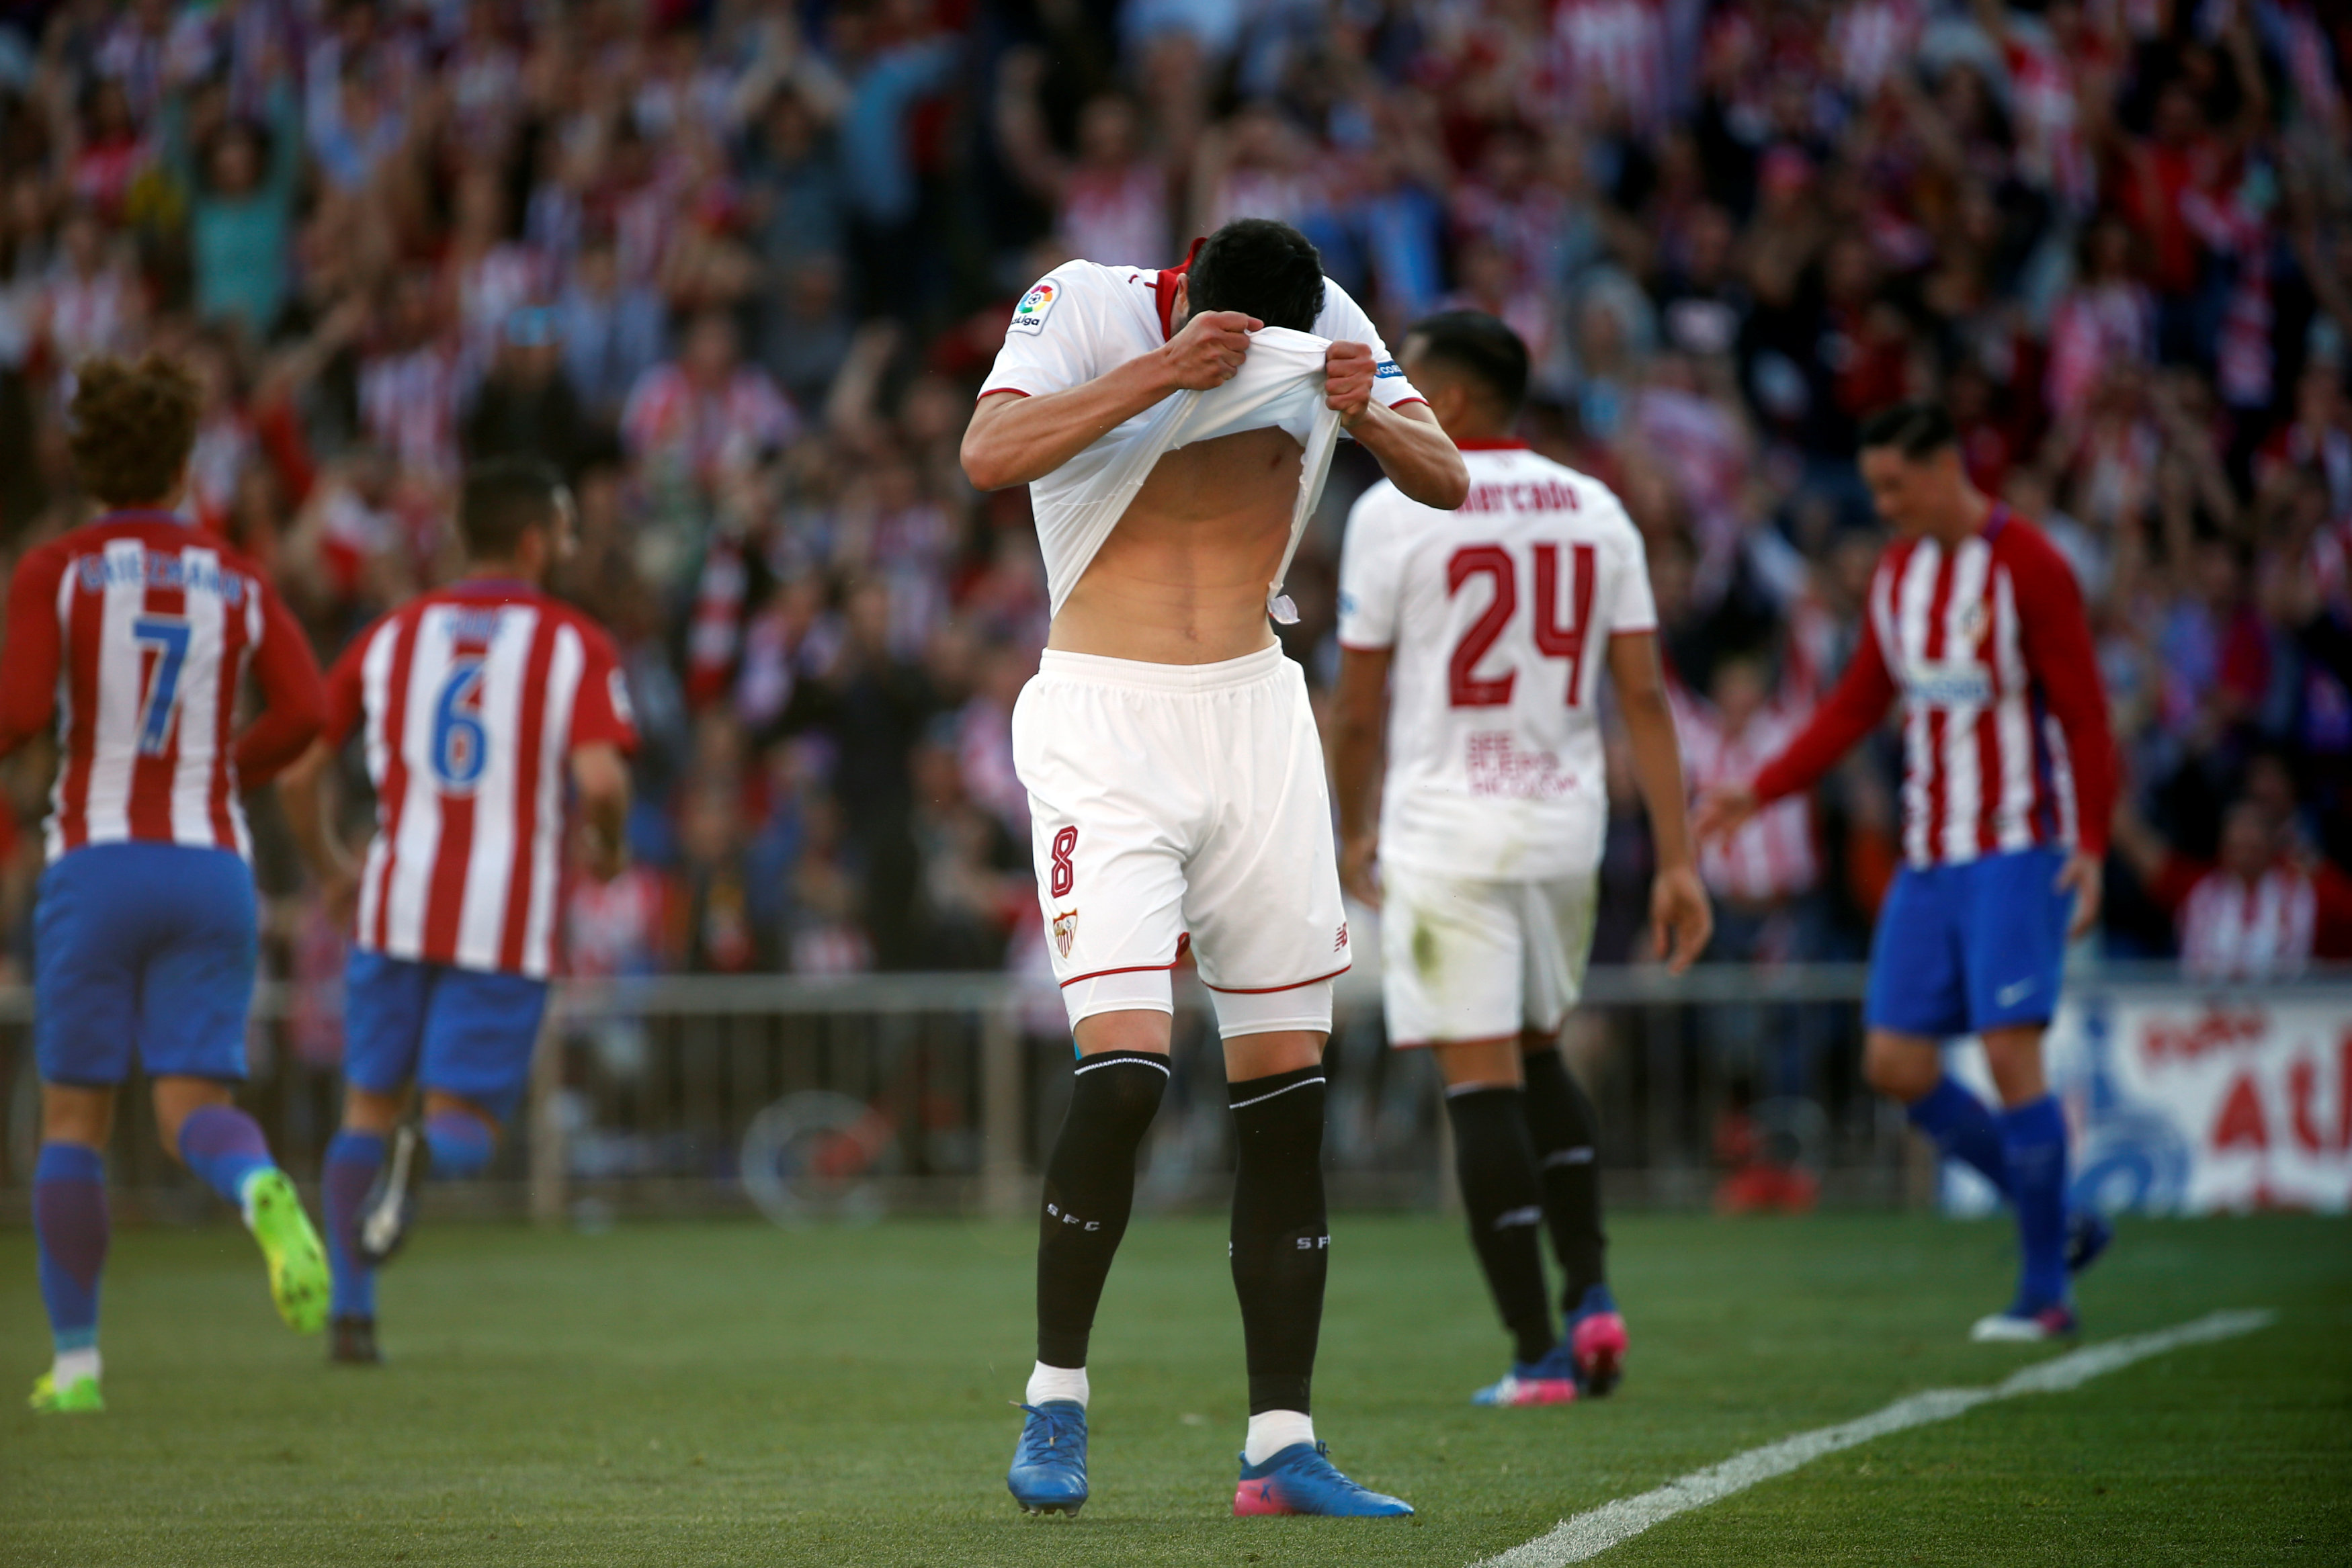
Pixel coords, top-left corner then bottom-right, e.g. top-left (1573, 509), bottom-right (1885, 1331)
top-left (1334, 922), bottom-right (1349, 951)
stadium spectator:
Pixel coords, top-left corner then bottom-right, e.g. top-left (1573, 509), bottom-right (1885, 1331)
top-left (2113, 796), bottom-right (2352, 980)
top-left (0, 0), bottom-right (2340, 1007)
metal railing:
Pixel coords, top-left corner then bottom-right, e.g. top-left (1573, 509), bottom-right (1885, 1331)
top-left (4, 962), bottom-right (2347, 1223)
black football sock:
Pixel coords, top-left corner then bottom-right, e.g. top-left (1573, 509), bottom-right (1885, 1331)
top-left (1227, 1063), bottom-right (1329, 1415)
top-left (1521, 1045), bottom-right (1608, 1311)
top-left (1445, 1085), bottom-right (1556, 1364)
top-left (1035, 1051), bottom-right (1169, 1370)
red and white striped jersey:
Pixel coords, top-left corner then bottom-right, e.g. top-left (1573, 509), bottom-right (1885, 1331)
top-left (324, 580), bottom-right (637, 979)
top-left (1750, 507), bottom-right (2117, 869)
top-left (2181, 868), bottom-right (2316, 982)
top-left (0, 511), bottom-right (326, 862)
top-left (2146, 855), bottom-right (2352, 982)
top-left (1673, 691), bottom-right (1820, 904)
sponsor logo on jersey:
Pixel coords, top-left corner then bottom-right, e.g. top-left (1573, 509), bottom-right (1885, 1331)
top-left (1009, 280), bottom-right (1058, 335)
top-left (1902, 660), bottom-right (1994, 707)
top-left (1052, 908), bottom-right (1078, 958)
top-left (1374, 359), bottom-right (1404, 378)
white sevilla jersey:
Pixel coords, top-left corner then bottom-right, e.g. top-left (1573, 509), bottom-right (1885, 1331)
top-left (1339, 441), bottom-right (1657, 880)
top-left (978, 254), bottom-right (1426, 618)
top-left (325, 582), bottom-right (636, 978)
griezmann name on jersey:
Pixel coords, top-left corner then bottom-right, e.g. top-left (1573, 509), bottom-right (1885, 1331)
top-left (325, 582), bottom-right (636, 980)
top-left (1337, 440), bottom-right (1657, 881)
top-left (0, 511), bottom-right (325, 862)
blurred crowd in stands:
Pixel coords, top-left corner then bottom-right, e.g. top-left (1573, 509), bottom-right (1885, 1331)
top-left (0, 0), bottom-right (2348, 1018)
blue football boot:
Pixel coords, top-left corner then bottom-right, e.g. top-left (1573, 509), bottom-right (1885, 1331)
top-left (1232, 1442), bottom-right (1413, 1517)
top-left (1007, 1400), bottom-right (1088, 1515)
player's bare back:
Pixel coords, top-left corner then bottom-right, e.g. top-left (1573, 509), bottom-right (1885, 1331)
top-left (1050, 426), bottom-right (1303, 664)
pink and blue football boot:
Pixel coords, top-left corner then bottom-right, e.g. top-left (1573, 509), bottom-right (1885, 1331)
top-left (1567, 1284), bottom-right (1628, 1396)
top-left (1232, 1442), bottom-right (1413, 1517)
top-left (1470, 1342), bottom-right (1579, 1407)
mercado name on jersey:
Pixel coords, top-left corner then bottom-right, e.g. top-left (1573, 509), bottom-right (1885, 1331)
top-left (325, 582), bottom-right (636, 980)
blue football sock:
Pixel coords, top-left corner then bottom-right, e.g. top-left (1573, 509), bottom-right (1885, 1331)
top-left (34, 1143), bottom-right (108, 1355)
top-left (1906, 1075), bottom-right (2013, 1201)
top-left (175, 1104), bottom-right (276, 1207)
top-left (423, 1111), bottom-right (494, 1179)
top-left (2000, 1095), bottom-right (2070, 1310)
top-left (323, 1131), bottom-right (382, 1320)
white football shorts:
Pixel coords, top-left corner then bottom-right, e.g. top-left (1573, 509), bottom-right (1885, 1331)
top-left (1378, 863), bottom-right (1599, 1047)
top-left (1014, 642), bottom-right (1351, 1038)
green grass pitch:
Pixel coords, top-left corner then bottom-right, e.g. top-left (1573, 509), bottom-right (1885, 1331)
top-left (4, 1211), bottom-right (2347, 1566)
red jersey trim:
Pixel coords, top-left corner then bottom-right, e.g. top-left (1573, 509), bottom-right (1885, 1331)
top-left (1058, 959), bottom-right (1181, 988)
top-left (1453, 437), bottom-right (1529, 451)
top-left (976, 387), bottom-right (1031, 401)
top-left (1154, 238), bottom-right (1207, 340)
top-left (1201, 963), bottom-right (1351, 995)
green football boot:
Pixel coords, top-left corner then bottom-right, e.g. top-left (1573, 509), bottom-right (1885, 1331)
top-left (30, 1370), bottom-right (103, 1414)
top-left (243, 1170), bottom-right (329, 1334)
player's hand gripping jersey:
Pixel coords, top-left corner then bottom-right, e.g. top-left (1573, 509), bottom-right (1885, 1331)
top-left (324, 582), bottom-right (636, 979)
top-left (1748, 507), bottom-right (2115, 867)
top-left (1337, 441), bottom-right (1656, 881)
top-left (0, 511), bottom-right (325, 860)
top-left (981, 251), bottom-right (1431, 1031)
top-left (980, 255), bottom-right (1426, 619)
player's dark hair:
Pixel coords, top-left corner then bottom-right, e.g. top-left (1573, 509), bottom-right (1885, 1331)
top-left (460, 457), bottom-right (564, 562)
top-left (68, 353), bottom-right (202, 507)
top-left (1404, 310), bottom-right (1530, 418)
top-left (1857, 400), bottom-right (1958, 460)
top-left (1186, 217), bottom-right (1325, 333)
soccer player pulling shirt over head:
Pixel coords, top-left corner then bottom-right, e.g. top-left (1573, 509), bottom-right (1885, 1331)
top-left (963, 218), bottom-right (1467, 1518)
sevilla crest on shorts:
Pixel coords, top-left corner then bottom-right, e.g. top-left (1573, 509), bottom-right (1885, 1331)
top-left (1052, 908), bottom-right (1078, 958)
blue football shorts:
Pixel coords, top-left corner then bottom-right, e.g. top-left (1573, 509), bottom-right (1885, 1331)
top-left (1863, 845), bottom-right (2072, 1039)
top-left (343, 951), bottom-right (550, 1123)
top-left (34, 842), bottom-right (259, 1086)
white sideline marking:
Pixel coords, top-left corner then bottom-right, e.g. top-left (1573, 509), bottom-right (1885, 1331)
top-left (1476, 1308), bottom-right (2275, 1567)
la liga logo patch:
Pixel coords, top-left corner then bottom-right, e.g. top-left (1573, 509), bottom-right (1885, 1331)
top-left (1009, 280), bottom-right (1058, 334)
